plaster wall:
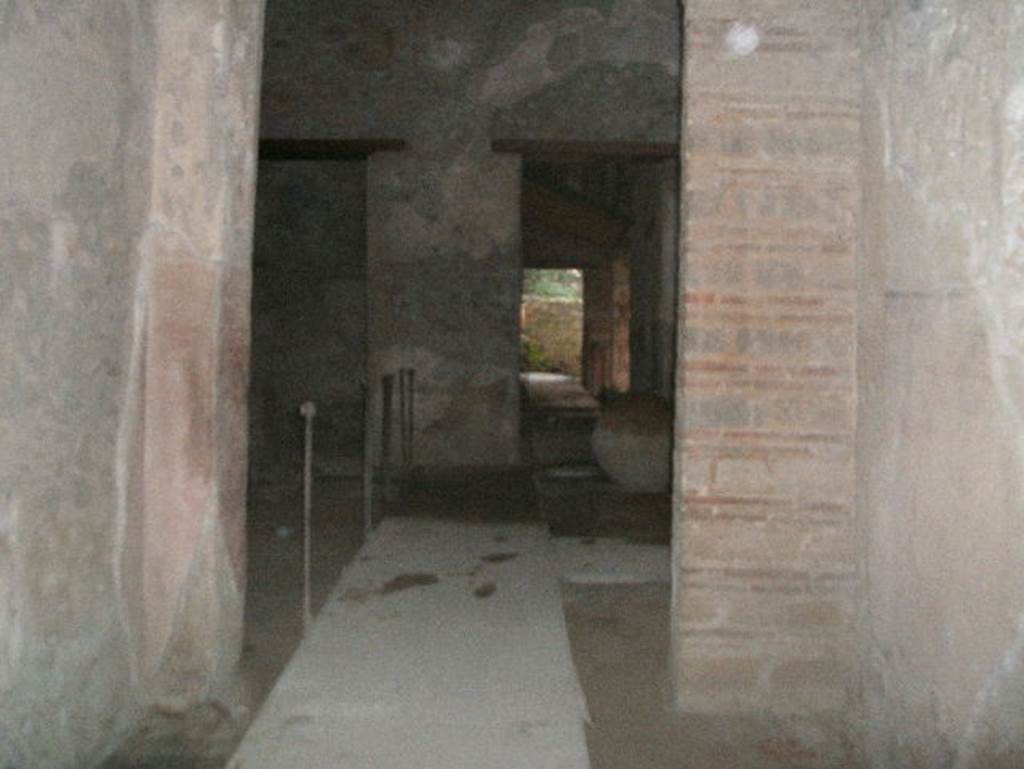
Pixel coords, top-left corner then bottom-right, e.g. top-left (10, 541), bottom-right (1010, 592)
top-left (260, 0), bottom-right (679, 146)
top-left (259, 0), bottom-right (679, 467)
top-left (367, 153), bottom-right (522, 467)
top-left (858, 3), bottom-right (1024, 766)
top-left (0, 2), bottom-right (264, 765)
top-left (0, 5), bottom-right (155, 764)
top-left (250, 161), bottom-right (367, 481)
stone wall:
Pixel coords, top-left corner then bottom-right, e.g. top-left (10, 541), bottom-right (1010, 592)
top-left (629, 160), bottom-right (678, 399)
top-left (367, 152), bottom-right (522, 466)
top-left (673, 0), bottom-right (861, 719)
top-left (0, 2), bottom-right (264, 765)
top-left (260, 0), bottom-right (679, 468)
top-left (250, 161), bottom-right (367, 481)
top-left (260, 0), bottom-right (679, 145)
top-left (858, 3), bottom-right (1024, 767)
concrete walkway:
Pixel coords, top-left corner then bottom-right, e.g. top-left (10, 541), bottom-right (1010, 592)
top-left (230, 519), bottom-right (668, 769)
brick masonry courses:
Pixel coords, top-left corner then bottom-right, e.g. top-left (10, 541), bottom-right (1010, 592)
top-left (672, 0), bottom-right (861, 720)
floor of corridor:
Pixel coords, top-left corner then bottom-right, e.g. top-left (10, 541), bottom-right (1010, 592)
top-left (229, 518), bottom-right (597, 768)
top-left (101, 376), bottom-right (858, 768)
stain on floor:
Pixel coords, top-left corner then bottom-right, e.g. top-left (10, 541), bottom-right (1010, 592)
top-left (562, 582), bottom-right (861, 769)
top-left (758, 737), bottom-right (818, 762)
top-left (340, 572), bottom-right (441, 603)
top-left (473, 582), bottom-right (497, 598)
top-left (481, 552), bottom-right (518, 563)
top-left (379, 572), bottom-right (440, 594)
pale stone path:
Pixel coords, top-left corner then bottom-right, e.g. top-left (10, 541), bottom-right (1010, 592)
top-left (229, 518), bottom-right (667, 769)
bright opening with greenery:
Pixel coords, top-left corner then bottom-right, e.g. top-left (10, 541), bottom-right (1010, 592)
top-left (520, 269), bottom-right (584, 375)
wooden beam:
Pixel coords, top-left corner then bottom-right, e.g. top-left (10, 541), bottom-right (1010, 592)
top-left (522, 181), bottom-right (629, 247)
top-left (522, 220), bottom-right (610, 269)
top-left (259, 138), bottom-right (407, 161)
top-left (492, 139), bottom-right (678, 160)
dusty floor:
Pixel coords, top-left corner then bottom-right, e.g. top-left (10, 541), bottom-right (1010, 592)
top-left (240, 478), bottom-right (366, 705)
top-left (103, 507), bottom-right (855, 769)
top-left (99, 381), bottom-right (854, 768)
top-left (521, 372), bottom-right (598, 469)
top-left (230, 518), bottom-right (592, 769)
top-left (563, 583), bottom-right (862, 769)
top-left (99, 477), bottom-right (365, 769)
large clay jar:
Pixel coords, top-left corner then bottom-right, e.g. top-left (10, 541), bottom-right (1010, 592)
top-left (591, 392), bottom-right (672, 493)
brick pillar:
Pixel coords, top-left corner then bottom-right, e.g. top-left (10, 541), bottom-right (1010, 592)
top-left (672, 1), bottom-right (861, 716)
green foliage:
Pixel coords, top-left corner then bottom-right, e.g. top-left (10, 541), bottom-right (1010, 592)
top-left (520, 269), bottom-right (583, 374)
top-left (520, 337), bottom-right (559, 373)
top-left (523, 269), bottom-right (583, 301)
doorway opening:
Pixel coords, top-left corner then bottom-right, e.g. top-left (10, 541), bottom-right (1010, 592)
top-left (235, 3), bottom-right (683, 768)
top-left (520, 268), bottom-right (584, 379)
top-left (94, 1), bottom-right (690, 766)
top-left (243, 142), bottom-right (390, 707)
top-left (508, 147), bottom-right (679, 548)
top-left (519, 267), bottom-right (593, 417)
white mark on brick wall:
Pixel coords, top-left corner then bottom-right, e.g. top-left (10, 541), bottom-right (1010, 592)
top-left (725, 23), bottom-right (759, 57)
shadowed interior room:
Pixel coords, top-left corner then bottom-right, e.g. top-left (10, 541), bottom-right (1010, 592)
top-left (3, 2), bottom-right (1024, 768)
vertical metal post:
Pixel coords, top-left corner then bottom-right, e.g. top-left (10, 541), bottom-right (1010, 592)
top-left (299, 401), bottom-right (317, 636)
top-left (381, 374), bottom-right (395, 501)
top-left (361, 381), bottom-right (374, 538)
top-left (403, 368), bottom-right (415, 474)
top-left (398, 369), bottom-right (408, 477)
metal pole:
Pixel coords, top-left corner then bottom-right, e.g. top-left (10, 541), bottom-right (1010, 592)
top-left (299, 401), bottom-right (316, 636)
top-left (361, 381), bottom-right (374, 538)
top-left (404, 368), bottom-right (415, 473)
top-left (381, 374), bottom-right (395, 502)
top-left (398, 369), bottom-right (408, 477)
